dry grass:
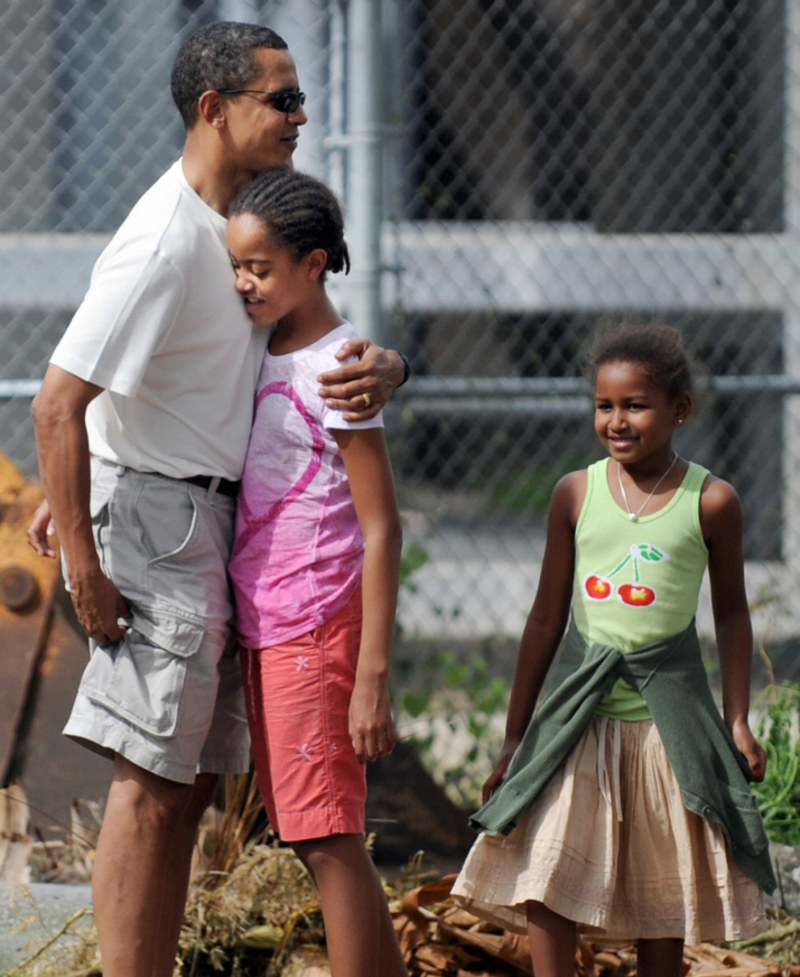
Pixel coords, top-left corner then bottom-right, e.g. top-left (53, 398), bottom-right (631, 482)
top-left (9, 779), bottom-right (800, 977)
top-left (731, 908), bottom-right (800, 967)
top-left (11, 776), bottom-right (325, 977)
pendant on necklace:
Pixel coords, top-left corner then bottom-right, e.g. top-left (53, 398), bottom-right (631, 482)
top-left (617, 452), bottom-right (678, 522)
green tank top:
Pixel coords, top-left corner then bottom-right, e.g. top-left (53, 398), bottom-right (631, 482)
top-left (572, 458), bottom-right (709, 720)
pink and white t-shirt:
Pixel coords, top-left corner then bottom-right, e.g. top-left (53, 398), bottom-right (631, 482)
top-left (229, 323), bottom-right (384, 649)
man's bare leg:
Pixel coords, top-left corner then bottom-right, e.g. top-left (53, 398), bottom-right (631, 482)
top-left (151, 772), bottom-right (218, 977)
top-left (92, 755), bottom-right (215, 977)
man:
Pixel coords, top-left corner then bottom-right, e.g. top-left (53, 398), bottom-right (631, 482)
top-left (30, 22), bottom-right (405, 977)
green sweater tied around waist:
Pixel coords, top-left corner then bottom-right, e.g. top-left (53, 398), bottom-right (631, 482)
top-left (471, 620), bottom-right (776, 894)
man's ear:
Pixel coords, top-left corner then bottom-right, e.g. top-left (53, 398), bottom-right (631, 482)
top-left (197, 90), bottom-right (226, 129)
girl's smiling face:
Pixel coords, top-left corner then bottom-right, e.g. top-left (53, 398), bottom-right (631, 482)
top-left (227, 213), bottom-right (323, 328)
top-left (594, 360), bottom-right (691, 471)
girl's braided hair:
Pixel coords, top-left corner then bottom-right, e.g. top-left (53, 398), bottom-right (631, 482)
top-left (586, 321), bottom-right (696, 402)
top-left (229, 169), bottom-right (350, 281)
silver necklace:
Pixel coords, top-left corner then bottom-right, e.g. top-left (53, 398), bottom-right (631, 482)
top-left (617, 453), bottom-right (678, 521)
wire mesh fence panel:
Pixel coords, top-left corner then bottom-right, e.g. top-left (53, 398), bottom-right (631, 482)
top-left (1, 0), bottom-right (799, 669)
top-left (382, 0), bottom-right (800, 661)
top-left (0, 0), bottom-right (334, 473)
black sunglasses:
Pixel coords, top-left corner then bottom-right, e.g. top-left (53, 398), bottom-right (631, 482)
top-left (217, 89), bottom-right (306, 114)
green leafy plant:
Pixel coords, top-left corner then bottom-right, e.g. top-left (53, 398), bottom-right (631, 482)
top-left (752, 682), bottom-right (800, 845)
top-left (394, 543), bottom-right (429, 645)
top-left (398, 649), bottom-right (508, 810)
top-left (487, 455), bottom-right (586, 517)
top-left (394, 541), bottom-right (510, 809)
top-left (399, 542), bottom-right (429, 591)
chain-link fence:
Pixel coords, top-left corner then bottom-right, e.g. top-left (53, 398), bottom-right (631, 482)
top-left (2, 0), bottom-right (799, 663)
top-left (384, 0), bottom-right (800, 664)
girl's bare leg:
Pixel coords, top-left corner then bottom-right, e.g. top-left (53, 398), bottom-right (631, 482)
top-left (293, 834), bottom-right (408, 977)
top-left (638, 938), bottom-right (685, 977)
top-left (526, 900), bottom-right (577, 977)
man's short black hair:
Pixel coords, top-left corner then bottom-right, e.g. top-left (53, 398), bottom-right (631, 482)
top-left (171, 22), bottom-right (288, 129)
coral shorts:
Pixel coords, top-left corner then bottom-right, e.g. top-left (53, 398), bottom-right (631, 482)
top-left (240, 585), bottom-right (367, 842)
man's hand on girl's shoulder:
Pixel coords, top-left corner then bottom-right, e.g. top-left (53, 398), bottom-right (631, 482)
top-left (317, 339), bottom-right (406, 420)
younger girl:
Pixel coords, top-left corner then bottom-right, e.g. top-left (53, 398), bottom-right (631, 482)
top-left (226, 170), bottom-right (407, 977)
top-left (452, 323), bottom-right (774, 977)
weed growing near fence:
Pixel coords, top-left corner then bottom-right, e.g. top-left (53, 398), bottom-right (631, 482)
top-left (398, 649), bottom-right (508, 810)
top-left (752, 683), bottom-right (800, 845)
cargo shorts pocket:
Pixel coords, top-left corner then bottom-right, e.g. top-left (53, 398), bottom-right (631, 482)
top-left (139, 482), bottom-right (199, 567)
top-left (79, 608), bottom-right (205, 738)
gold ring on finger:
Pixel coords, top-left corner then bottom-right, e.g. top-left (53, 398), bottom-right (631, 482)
top-left (362, 392), bottom-right (371, 409)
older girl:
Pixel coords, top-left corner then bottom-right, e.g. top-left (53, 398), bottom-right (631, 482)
top-left (227, 169), bottom-right (407, 977)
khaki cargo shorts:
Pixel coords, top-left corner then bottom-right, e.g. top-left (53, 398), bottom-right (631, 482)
top-left (62, 458), bottom-right (250, 784)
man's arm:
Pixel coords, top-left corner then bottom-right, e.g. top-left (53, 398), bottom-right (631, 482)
top-left (31, 364), bottom-right (129, 645)
top-left (317, 340), bottom-right (406, 421)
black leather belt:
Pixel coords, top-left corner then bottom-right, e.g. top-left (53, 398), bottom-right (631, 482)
top-left (182, 474), bottom-right (241, 499)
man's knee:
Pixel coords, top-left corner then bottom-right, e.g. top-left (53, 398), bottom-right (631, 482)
top-left (109, 754), bottom-right (206, 824)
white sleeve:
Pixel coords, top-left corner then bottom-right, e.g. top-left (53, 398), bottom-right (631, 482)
top-left (323, 407), bottom-right (384, 431)
top-left (316, 350), bottom-right (385, 431)
top-left (50, 247), bottom-right (184, 397)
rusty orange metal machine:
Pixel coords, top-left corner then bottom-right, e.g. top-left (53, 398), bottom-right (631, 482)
top-left (0, 451), bottom-right (109, 837)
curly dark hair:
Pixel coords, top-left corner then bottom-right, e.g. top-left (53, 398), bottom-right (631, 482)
top-left (229, 169), bottom-right (350, 280)
top-left (586, 321), bottom-right (696, 402)
top-left (171, 22), bottom-right (287, 129)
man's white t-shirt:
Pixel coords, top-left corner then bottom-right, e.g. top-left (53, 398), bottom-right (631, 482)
top-left (51, 159), bottom-right (268, 480)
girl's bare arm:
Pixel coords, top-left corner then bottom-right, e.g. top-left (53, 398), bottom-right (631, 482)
top-left (483, 471), bottom-right (584, 802)
top-left (701, 476), bottom-right (766, 780)
top-left (334, 427), bottom-right (402, 763)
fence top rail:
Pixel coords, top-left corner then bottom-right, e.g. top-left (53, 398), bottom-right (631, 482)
top-left (0, 234), bottom-right (112, 250)
top-left (398, 374), bottom-right (800, 398)
top-left (3, 374), bottom-right (800, 402)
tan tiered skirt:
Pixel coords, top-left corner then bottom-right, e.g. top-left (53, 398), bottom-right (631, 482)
top-left (452, 717), bottom-right (766, 943)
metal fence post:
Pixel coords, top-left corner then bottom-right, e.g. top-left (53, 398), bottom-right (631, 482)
top-left (343, 0), bottom-right (383, 342)
top-left (784, 0), bottom-right (800, 574)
